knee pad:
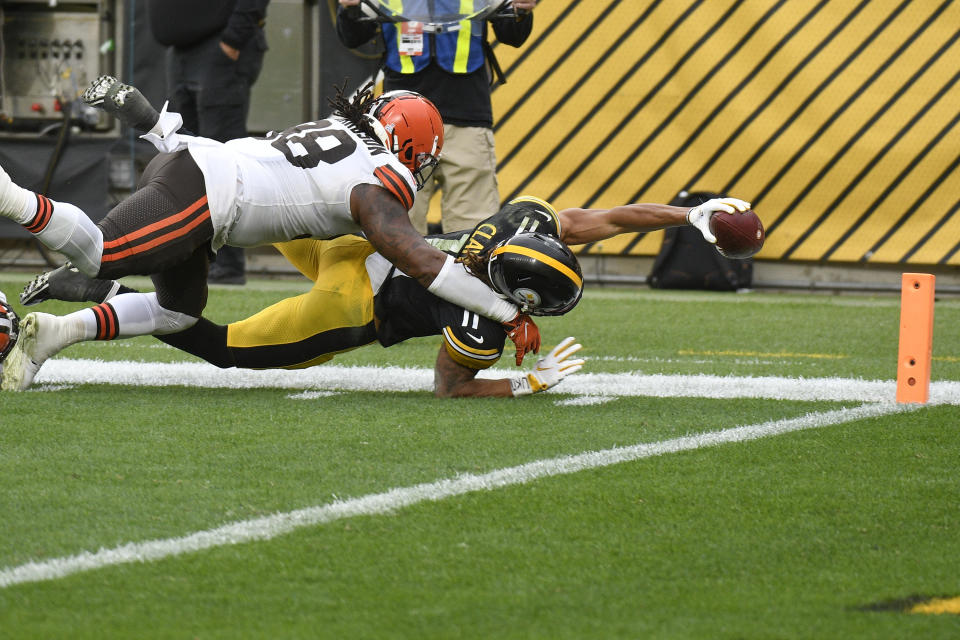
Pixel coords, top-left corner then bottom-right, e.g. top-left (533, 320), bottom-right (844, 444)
top-left (32, 200), bottom-right (104, 277)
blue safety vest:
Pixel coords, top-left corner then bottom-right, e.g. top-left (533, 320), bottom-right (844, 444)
top-left (381, 1), bottom-right (487, 75)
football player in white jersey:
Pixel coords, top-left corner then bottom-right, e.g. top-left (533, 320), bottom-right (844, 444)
top-left (0, 78), bottom-right (541, 389)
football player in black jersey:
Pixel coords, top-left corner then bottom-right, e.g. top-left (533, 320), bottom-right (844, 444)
top-left (7, 193), bottom-right (751, 396)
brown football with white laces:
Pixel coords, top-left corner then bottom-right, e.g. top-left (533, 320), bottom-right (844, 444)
top-left (709, 209), bottom-right (765, 259)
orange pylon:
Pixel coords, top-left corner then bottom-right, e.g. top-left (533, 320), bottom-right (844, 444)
top-left (896, 273), bottom-right (935, 404)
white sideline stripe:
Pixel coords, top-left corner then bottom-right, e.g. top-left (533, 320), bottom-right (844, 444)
top-left (33, 358), bottom-right (960, 405)
top-left (0, 402), bottom-right (909, 589)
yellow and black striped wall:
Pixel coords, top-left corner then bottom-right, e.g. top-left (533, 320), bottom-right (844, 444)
top-left (490, 0), bottom-right (960, 265)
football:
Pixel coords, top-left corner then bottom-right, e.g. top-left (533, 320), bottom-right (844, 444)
top-left (709, 209), bottom-right (765, 259)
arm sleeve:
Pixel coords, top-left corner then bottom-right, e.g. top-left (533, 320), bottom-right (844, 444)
top-left (490, 10), bottom-right (533, 47)
top-left (221, 0), bottom-right (269, 49)
top-left (428, 255), bottom-right (518, 323)
top-left (336, 5), bottom-right (380, 49)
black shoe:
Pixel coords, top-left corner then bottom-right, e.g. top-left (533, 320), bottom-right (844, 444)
top-left (82, 75), bottom-right (161, 132)
top-left (20, 263), bottom-right (121, 305)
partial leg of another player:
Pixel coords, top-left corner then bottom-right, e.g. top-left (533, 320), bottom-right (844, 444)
top-left (0, 165), bottom-right (104, 276)
top-left (83, 75), bottom-right (162, 133)
top-left (0, 290), bottom-right (200, 391)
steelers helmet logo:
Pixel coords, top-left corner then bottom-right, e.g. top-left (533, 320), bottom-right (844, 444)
top-left (513, 288), bottom-right (541, 308)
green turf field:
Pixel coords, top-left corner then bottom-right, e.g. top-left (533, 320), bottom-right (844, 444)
top-left (0, 272), bottom-right (958, 639)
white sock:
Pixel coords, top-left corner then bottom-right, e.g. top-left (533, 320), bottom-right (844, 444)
top-left (0, 166), bottom-right (33, 223)
top-left (42, 312), bottom-right (91, 348)
top-left (26, 198), bottom-right (104, 277)
top-left (73, 292), bottom-right (198, 340)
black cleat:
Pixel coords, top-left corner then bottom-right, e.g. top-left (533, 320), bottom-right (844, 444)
top-left (81, 75), bottom-right (116, 107)
top-left (20, 263), bottom-right (120, 306)
top-left (82, 75), bottom-right (161, 132)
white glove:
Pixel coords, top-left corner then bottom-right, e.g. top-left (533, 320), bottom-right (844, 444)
top-left (511, 336), bottom-right (584, 396)
top-left (685, 197), bottom-right (752, 243)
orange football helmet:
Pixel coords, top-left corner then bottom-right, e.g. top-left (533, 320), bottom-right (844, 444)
top-left (0, 296), bottom-right (19, 364)
top-left (366, 90), bottom-right (443, 190)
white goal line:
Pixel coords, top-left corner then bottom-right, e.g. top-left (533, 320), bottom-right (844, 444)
top-left (24, 358), bottom-right (960, 404)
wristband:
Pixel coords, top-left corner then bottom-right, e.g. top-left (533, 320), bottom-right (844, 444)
top-left (510, 373), bottom-right (547, 397)
top-left (511, 376), bottom-right (533, 396)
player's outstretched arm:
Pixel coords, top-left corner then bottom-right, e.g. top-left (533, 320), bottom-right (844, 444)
top-left (556, 198), bottom-right (752, 246)
top-left (433, 337), bottom-right (584, 398)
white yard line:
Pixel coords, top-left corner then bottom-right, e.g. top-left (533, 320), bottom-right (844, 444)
top-left (0, 401), bottom-right (912, 589)
top-left (30, 358), bottom-right (960, 405)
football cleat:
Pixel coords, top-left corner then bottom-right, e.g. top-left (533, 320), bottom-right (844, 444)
top-left (20, 262), bottom-right (120, 306)
top-left (0, 312), bottom-right (71, 391)
top-left (82, 75), bottom-right (161, 132)
top-left (487, 232), bottom-right (583, 317)
top-left (81, 75), bottom-right (116, 107)
top-left (366, 91), bottom-right (443, 189)
top-left (0, 296), bottom-right (19, 364)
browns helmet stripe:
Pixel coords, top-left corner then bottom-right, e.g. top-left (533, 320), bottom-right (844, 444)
top-left (0, 298), bottom-right (17, 362)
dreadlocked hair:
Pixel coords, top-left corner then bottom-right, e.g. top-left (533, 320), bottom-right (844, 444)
top-left (327, 79), bottom-right (382, 142)
top-left (457, 248), bottom-right (493, 287)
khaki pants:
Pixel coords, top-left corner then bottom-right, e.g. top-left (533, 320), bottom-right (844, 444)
top-left (408, 124), bottom-right (501, 234)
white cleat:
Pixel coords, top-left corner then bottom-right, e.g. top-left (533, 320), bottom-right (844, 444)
top-left (0, 313), bottom-right (71, 391)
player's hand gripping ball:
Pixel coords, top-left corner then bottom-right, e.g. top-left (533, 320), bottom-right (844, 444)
top-left (686, 197), bottom-right (764, 259)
